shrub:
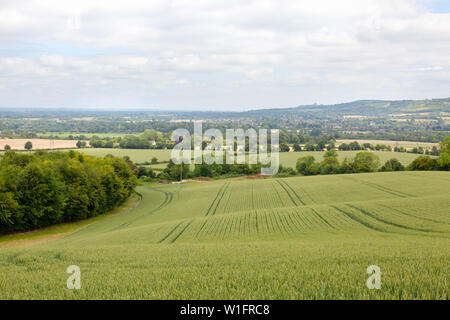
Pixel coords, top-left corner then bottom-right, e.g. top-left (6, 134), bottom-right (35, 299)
top-left (439, 137), bottom-right (450, 170)
top-left (380, 158), bottom-right (405, 172)
top-left (351, 152), bottom-right (381, 172)
top-left (296, 156), bottom-right (318, 175)
top-left (408, 156), bottom-right (439, 171)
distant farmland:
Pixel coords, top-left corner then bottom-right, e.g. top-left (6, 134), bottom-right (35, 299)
top-left (0, 171), bottom-right (448, 299)
top-left (77, 148), bottom-right (173, 163)
top-left (336, 139), bottom-right (439, 149)
top-left (277, 150), bottom-right (435, 168)
top-left (77, 148), bottom-right (433, 167)
top-left (42, 132), bottom-right (131, 139)
top-left (0, 139), bottom-right (88, 150)
top-left (1, 146), bottom-right (433, 168)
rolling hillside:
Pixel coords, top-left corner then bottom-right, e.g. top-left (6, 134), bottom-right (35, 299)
top-left (0, 171), bottom-right (449, 299)
top-left (244, 98), bottom-right (450, 116)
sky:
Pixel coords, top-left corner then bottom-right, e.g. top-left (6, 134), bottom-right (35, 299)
top-left (0, 0), bottom-right (449, 111)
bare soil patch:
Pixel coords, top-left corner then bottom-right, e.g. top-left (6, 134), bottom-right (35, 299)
top-left (0, 138), bottom-right (89, 150)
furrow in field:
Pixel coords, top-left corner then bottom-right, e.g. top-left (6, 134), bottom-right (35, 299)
top-left (111, 188), bottom-right (173, 231)
top-left (285, 211), bottom-right (302, 232)
top-left (205, 183), bottom-right (227, 216)
top-left (170, 220), bottom-right (194, 243)
top-left (205, 183), bottom-right (230, 216)
top-left (271, 181), bottom-right (287, 207)
top-left (281, 210), bottom-right (295, 234)
top-left (345, 204), bottom-right (445, 234)
top-left (213, 183), bottom-right (231, 215)
top-left (276, 179), bottom-right (299, 206)
top-left (279, 179), bottom-right (306, 205)
top-left (195, 219), bottom-right (209, 239)
top-left (272, 210), bottom-right (285, 234)
top-left (330, 205), bottom-right (386, 233)
top-left (342, 176), bottom-right (411, 198)
top-left (205, 215), bottom-right (220, 237)
top-left (220, 214), bottom-right (232, 239)
top-left (310, 207), bottom-right (337, 230)
top-left (300, 185), bottom-right (316, 204)
top-left (279, 210), bottom-right (295, 234)
top-left (217, 215), bottom-right (228, 239)
top-left (157, 222), bottom-right (183, 243)
top-left (378, 204), bottom-right (450, 226)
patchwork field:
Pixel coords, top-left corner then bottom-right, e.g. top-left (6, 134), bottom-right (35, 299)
top-left (75, 148), bottom-right (429, 167)
top-left (0, 171), bottom-right (449, 299)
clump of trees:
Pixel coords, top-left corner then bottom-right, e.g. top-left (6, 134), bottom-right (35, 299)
top-left (394, 145), bottom-right (440, 155)
top-left (380, 159), bottom-right (405, 172)
top-left (0, 150), bottom-right (137, 234)
top-left (296, 151), bottom-right (382, 176)
top-left (90, 138), bottom-right (115, 148)
top-left (119, 135), bottom-right (151, 149)
top-left (338, 141), bottom-right (363, 151)
top-left (407, 156), bottom-right (439, 171)
top-left (76, 140), bottom-right (87, 148)
top-left (336, 141), bottom-right (392, 152)
top-left (165, 161), bottom-right (263, 181)
top-left (407, 137), bottom-right (450, 171)
top-left (89, 130), bottom-right (175, 150)
top-left (138, 159), bottom-right (265, 181)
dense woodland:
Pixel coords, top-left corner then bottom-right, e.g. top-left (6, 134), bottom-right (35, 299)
top-left (0, 151), bottom-right (137, 234)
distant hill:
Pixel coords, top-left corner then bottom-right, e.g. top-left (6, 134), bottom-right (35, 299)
top-left (0, 98), bottom-right (449, 119)
top-left (243, 98), bottom-right (450, 117)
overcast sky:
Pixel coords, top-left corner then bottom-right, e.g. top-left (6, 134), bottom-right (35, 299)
top-left (0, 0), bottom-right (449, 110)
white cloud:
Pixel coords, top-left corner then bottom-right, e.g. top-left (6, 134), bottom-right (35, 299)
top-left (0, 0), bottom-right (449, 109)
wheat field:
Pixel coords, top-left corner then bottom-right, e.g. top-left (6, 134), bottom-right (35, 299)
top-left (0, 171), bottom-right (449, 299)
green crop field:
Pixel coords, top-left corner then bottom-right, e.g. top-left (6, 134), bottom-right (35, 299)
top-left (278, 150), bottom-right (433, 168)
top-left (77, 148), bottom-right (174, 163)
top-left (0, 171), bottom-right (449, 299)
top-left (75, 148), bottom-right (428, 167)
top-left (0, 148), bottom-right (431, 168)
